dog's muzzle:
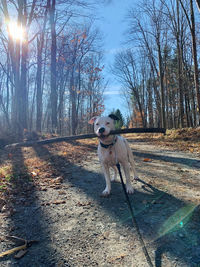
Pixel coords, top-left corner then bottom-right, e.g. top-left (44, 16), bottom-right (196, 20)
top-left (97, 127), bottom-right (110, 139)
top-left (99, 127), bottom-right (105, 134)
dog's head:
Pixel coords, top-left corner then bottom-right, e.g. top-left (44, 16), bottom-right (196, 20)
top-left (88, 114), bottom-right (119, 140)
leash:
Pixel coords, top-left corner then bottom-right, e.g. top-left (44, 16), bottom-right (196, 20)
top-left (116, 163), bottom-right (154, 267)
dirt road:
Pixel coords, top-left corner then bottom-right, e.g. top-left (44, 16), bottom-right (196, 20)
top-left (0, 139), bottom-right (200, 267)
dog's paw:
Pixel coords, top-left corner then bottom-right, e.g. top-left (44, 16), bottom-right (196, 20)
top-left (126, 185), bottom-right (134, 194)
top-left (101, 189), bottom-right (111, 197)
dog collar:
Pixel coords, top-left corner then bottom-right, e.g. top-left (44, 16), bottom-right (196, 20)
top-left (100, 136), bottom-right (117, 149)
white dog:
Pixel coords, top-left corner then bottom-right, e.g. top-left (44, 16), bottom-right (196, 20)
top-left (89, 114), bottom-right (138, 196)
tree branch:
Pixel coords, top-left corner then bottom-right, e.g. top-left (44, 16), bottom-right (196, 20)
top-left (5, 128), bottom-right (166, 148)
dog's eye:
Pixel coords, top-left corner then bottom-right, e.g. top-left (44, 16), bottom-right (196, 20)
top-left (106, 122), bottom-right (110, 125)
top-left (96, 123), bottom-right (99, 126)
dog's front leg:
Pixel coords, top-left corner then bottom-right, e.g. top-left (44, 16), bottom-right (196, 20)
top-left (121, 162), bottom-right (134, 194)
top-left (111, 166), bottom-right (118, 182)
top-left (101, 164), bottom-right (111, 196)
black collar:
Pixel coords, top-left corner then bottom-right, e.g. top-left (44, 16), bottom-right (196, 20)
top-left (100, 136), bottom-right (117, 149)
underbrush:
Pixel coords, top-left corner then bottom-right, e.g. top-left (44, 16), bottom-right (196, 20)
top-left (165, 127), bottom-right (200, 141)
top-left (128, 127), bottom-right (200, 154)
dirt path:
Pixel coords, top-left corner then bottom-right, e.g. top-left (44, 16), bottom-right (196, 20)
top-left (0, 139), bottom-right (200, 267)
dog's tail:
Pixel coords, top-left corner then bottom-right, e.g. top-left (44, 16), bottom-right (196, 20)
top-left (124, 139), bottom-right (138, 179)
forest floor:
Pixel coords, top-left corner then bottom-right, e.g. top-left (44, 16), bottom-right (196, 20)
top-left (0, 128), bottom-right (200, 267)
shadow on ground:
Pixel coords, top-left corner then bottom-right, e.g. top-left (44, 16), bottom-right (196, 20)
top-left (73, 139), bottom-right (200, 170)
top-left (0, 147), bottom-right (69, 267)
top-left (1, 143), bottom-right (200, 266)
top-left (132, 150), bottom-right (200, 170)
top-left (33, 144), bottom-right (200, 267)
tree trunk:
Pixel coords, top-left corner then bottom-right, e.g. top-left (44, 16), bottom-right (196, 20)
top-left (70, 72), bottom-right (77, 135)
top-left (157, 40), bottom-right (166, 129)
top-left (36, 2), bottom-right (48, 132)
top-left (176, 0), bottom-right (185, 127)
top-left (20, 2), bottom-right (28, 131)
top-left (190, 0), bottom-right (200, 124)
top-left (36, 37), bottom-right (43, 132)
top-left (147, 78), bottom-right (154, 127)
top-left (49, 0), bottom-right (57, 132)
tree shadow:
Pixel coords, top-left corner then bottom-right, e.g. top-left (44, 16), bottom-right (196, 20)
top-left (138, 167), bottom-right (200, 191)
top-left (0, 147), bottom-right (69, 266)
top-left (132, 150), bottom-right (200, 170)
top-left (69, 139), bottom-right (200, 170)
top-left (32, 144), bottom-right (200, 267)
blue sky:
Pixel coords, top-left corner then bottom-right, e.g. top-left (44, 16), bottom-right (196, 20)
top-left (95, 0), bottom-right (136, 119)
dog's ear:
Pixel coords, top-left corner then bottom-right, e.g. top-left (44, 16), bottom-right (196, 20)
top-left (88, 116), bottom-right (98, 125)
top-left (108, 114), bottom-right (119, 121)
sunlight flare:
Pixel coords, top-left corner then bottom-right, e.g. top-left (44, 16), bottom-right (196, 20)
top-left (158, 204), bottom-right (197, 238)
top-left (7, 21), bottom-right (25, 41)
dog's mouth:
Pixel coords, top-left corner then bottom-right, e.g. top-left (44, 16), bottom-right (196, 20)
top-left (98, 133), bottom-right (110, 140)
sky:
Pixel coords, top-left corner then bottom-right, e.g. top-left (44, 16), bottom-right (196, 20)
top-left (95, 0), bottom-right (136, 119)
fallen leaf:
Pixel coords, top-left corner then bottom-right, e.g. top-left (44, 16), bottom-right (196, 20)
top-left (42, 200), bottom-right (66, 206)
top-left (50, 177), bottom-right (63, 185)
top-left (108, 254), bottom-right (127, 263)
top-left (39, 187), bottom-right (47, 191)
top-left (52, 200), bottom-right (66, 205)
top-left (49, 185), bottom-right (62, 189)
top-left (102, 231), bottom-right (110, 239)
top-left (58, 190), bottom-right (66, 195)
top-left (31, 171), bottom-right (37, 177)
top-left (76, 201), bottom-right (92, 207)
top-left (143, 158), bottom-right (151, 162)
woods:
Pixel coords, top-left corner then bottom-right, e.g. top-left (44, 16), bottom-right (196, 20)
top-left (0, 0), bottom-right (200, 142)
top-left (113, 0), bottom-right (200, 129)
top-left (0, 0), bottom-right (105, 139)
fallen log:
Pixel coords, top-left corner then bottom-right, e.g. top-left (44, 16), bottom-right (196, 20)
top-left (5, 128), bottom-right (166, 149)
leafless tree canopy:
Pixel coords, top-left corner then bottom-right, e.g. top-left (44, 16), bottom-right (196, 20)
top-left (0, 0), bottom-right (200, 142)
top-left (0, 0), bottom-right (105, 139)
top-left (112, 0), bottom-right (200, 129)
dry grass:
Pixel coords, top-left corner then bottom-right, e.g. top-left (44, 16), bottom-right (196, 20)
top-left (126, 127), bottom-right (200, 154)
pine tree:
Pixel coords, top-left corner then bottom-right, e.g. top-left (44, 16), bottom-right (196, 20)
top-left (111, 109), bottom-right (124, 129)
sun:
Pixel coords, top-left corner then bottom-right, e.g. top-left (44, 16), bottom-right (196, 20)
top-left (7, 21), bottom-right (25, 41)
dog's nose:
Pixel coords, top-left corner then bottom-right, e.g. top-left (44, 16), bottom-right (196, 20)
top-left (99, 127), bottom-right (105, 134)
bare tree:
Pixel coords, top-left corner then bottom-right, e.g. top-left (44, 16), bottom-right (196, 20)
top-left (1, 0), bottom-right (38, 137)
top-left (0, 0), bottom-right (105, 139)
top-left (112, 50), bottom-right (147, 127)
top-left (36, 1), bottom-right (49, 132)
top-left (179, 0), bottom-right (200, 123)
